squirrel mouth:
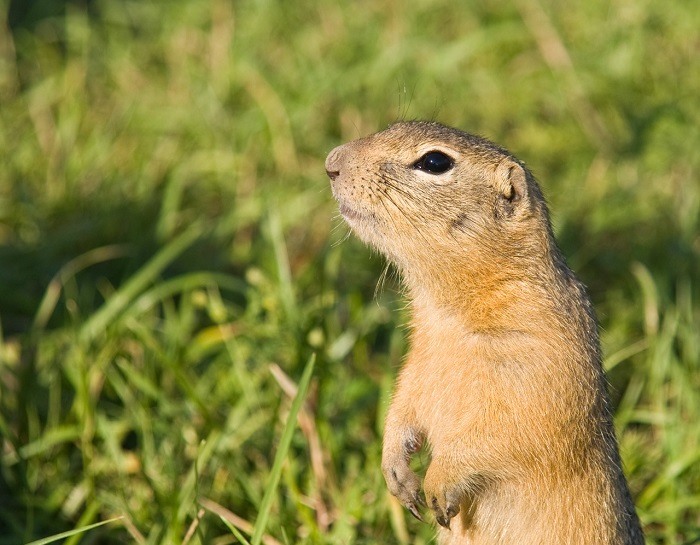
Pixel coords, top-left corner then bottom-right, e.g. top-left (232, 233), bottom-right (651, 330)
top-left (339, 202), bottom-right (372, 223)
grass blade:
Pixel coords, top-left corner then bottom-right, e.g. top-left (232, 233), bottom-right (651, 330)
top-left (24, 516), bottom-right (123, 545)
top-left (79, 223), bottom-right (204, 343)
top-left (250, 354), bottom-right (315, 545)
top-left (220, 516), bottom-right (252, 545)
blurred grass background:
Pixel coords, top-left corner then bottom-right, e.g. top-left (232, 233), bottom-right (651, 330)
top-left (0, 0), bottom-right (698, 543)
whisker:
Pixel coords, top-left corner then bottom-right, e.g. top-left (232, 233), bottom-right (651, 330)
top-left (374, 261), bottom-right (392, 300)
top-left (378, 173), bottom-right (416, 200)
top-left (379, 187), bottom-right (432, 247)
top-left (379, 173), bottom-right (458, 225)
top-left (331, 228), bottom-right (353, 248)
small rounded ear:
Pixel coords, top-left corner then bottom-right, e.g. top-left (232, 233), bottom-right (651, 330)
top-left (494, 158), bottom-right (529, 217)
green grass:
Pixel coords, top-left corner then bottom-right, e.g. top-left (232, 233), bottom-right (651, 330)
top-left (0, 0), bottom-right (698, 543)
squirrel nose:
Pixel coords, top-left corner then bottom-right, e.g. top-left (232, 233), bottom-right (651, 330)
top-left (325, 145), bottom-right (346, 181)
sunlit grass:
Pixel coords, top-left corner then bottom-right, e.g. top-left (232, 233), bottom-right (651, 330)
top-left (0, 0), bottom-right (698, 544)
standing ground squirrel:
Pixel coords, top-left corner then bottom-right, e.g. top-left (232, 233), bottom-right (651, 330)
top-left (325, 121), bottom-right (644, 545)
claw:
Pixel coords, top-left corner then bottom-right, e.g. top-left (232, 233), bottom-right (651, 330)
top-left (446, 503), bottom-right (460, 519)
top-left (407, 491), bottom-right (426, 522)
top-left (407, 502), bottom-right (424, 522)
top-left (436, 513), bottom-right (451, 529)
top-left (431, 497), bottom-right (447, 528)
top-left (431, 495), bottom-right (459, 529)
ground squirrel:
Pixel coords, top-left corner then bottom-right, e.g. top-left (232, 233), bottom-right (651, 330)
top-left (325, 121), bottom-right (644, 544)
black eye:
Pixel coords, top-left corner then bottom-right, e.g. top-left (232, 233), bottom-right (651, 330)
top-left (413, 151), bottom-right (454, 174)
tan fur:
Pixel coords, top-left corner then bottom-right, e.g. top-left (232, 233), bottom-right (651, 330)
top-left (325, 121), bottom-right (643, 545)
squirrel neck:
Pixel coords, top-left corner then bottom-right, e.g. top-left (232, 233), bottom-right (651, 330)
top-left (402, 243), bottom-right (573, 335)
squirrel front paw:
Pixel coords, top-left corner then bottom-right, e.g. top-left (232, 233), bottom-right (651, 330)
top-left (423, 457), bottom-right (462, 529)
top-left (382, 434), bottom-right (426, 521)
top-left (382, 455), bottom-right (425, 521)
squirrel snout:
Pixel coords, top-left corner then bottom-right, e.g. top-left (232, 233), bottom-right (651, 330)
top-left (325, 145), bottom-right (346, 181)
